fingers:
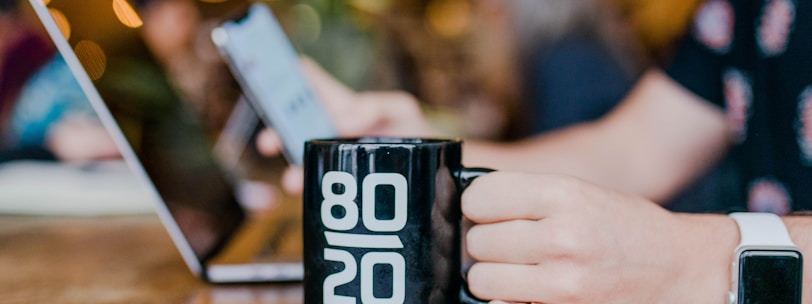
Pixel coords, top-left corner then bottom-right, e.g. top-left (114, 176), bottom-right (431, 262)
top-left (467, 263), bottom-right (548, 303)
top-left (256, 128), bottom-right (282, 157)
top-left (462, 172), bottom-right (579, 224)
top-left (466, 219), bottom-right (552, 264)
top-left (347, 92), bottom-right (434, 137)
top-left (46, 116), bottom-right (120, 162)
top-left (468, 262), bottom-right (581, 303)
top-left (300, 57), bottom-right (437, 138)
top-left (256, 128), bottom-right (304, 195)
top-left (281, 166), bottom-right (304, 194)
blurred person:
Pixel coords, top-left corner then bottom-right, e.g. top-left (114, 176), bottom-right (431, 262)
top-left (370, 0), bottom-right (563, 140)
top-left (258, 0), bottom-right (812, 301)
top-left (377, 0), bottom-right (735, 212)
top-left (133, 0), bottom-right (305, 216)
top-left (372, 0), bottom-right (675, 139)
top-left (0, 0), bottom-right (53, 151)
top-left (490, 0), bottom-right (646, 135)
top-left (134, 0), bottom-right (241, 138)
top-left (0, 0), bottom-right (117, 163)
top-left (263, 0), bottom-right (724, 207)
top-left (509, 0), bottom-right (741, 212)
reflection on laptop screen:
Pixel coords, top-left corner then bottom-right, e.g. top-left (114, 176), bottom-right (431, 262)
top-left (29, 0), bottom-right (302, 266)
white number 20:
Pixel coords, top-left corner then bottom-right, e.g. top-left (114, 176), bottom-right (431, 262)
top-left (324, 249), bottom-right (405, 304)
top-left (321, 171), bottom-right (408, 303)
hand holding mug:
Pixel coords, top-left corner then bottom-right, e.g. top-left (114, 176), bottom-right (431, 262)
top-left (462, 172), bottom-right (738, 304)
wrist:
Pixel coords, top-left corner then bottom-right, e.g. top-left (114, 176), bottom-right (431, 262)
top-left (668, 213), bottom-right (739, 303)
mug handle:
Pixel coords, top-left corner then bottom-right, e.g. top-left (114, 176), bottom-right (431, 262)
top-left (456, 167), bottom-right (493, 191)
top-left (455, 167), bottom-right (494, 304)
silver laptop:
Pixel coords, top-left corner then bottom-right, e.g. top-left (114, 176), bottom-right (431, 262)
top-left (28, 0), bottom-right (303, 283)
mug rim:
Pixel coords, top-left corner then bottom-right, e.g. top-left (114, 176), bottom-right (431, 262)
top-left (307, 137), bottom-right (462, 146)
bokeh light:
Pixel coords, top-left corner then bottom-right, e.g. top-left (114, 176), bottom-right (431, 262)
top-left (426, 0), bottom-right (471, 38)
top-left (348, 0), bottom-right (391, 14)
top-left (74, 40), bottom-right (107, 80)
top-left (48, 8), bottom-right (70, 40)
top-left (112, 0), bottom-right (143, 28)
top-left (293, 4), bottom-right (322, 45)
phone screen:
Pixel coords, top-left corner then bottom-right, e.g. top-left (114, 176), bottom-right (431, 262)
top-left (213, 3), bottom-right (336, 165)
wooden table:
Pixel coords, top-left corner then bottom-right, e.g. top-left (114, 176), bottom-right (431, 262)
top-left (0, 215), bottom-right (303, 303)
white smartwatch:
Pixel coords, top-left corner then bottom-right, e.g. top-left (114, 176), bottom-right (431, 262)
top-left (728, 212), bottom-right (803, 304)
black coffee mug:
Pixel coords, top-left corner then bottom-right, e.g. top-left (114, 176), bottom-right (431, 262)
top-left (303, 138), bottom-right (491, 304)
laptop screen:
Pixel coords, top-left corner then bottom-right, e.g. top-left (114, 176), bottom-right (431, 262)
top-left (27, 0), bottom-right (302, 266)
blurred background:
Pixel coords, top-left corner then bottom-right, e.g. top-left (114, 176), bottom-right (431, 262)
top-left (0, 0), bottom-right (704, 215)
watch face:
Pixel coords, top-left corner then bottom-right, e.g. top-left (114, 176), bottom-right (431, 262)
top-left (738, 250), bottom-right (803, 304)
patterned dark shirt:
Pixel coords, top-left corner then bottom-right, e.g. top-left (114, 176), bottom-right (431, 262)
top-left (666, 0), bottom-right (812, 214)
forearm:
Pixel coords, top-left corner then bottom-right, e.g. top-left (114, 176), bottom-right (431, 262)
top-left (463, 123), bottom-right (615, 189)
top-left (464, 70), bottom-right (729, 203)
top-left (463, 121), bottom-right (713, 203)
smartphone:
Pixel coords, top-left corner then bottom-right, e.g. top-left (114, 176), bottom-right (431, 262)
top-left (211, 3), bottom-right (337, 166)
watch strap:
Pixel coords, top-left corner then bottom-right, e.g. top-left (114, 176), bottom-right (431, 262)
top-left (729, 212), bottom-right (796, 251)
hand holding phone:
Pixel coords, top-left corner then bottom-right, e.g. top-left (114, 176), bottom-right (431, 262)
top-left (212, 3), bottom-right (336, 166)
